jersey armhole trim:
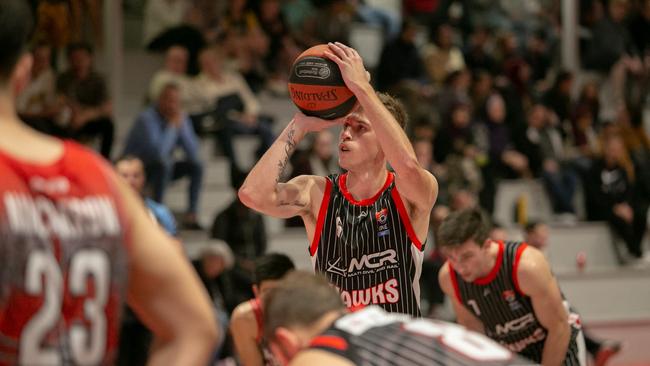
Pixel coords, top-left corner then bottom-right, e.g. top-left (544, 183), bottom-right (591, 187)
top-left (309, 178), bottom-right (332, 256)
top-left (512, 243), bottom-right (528, 296)
top-left (250, 298), bottom-right (264, 343)
top-left (309, 335), bottom-right (348, 351)
top-left (390, 187), bottom-right (423, 251)
top-left (448, 262), bottom-right (463, 304)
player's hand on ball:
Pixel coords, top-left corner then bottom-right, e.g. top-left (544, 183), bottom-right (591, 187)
top-left (324, 42), bottom-right (370, 94)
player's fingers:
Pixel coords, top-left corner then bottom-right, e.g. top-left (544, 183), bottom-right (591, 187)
top-left (328, 42), bottom-right (350, 59)
top-left (334, 42), bottom-right (355, 58)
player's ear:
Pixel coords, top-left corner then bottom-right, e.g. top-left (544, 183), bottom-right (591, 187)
top-left (274, 327), bottom-right (302, 360)
top-left (252, 284), bottom-right (260, 298)
top-left (12, 52), bottom-right (33, 97)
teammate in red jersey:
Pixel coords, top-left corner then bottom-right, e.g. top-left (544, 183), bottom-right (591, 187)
top-left (239, 42), bottom-right (438, 316)
top-left (263, 271), bottom-right (536, 366)
top-left (230, 253), bottom-right (295, 366)
top-left (0, 1), bottom-right (218, 365)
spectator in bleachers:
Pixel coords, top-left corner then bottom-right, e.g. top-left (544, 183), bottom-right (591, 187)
top-left (628, 0), bottom-right (650, 59)
top-left (525, 30), bottom-right (553, 86)
top-left (16, 42), bottom-right (60, 136)
top-left (543, 71), bottom-right (575, 131)
top-left (584, 134), bottom-right (648, 262)
top-left (463, 27), bottom-right (497, 74)
top-left (290, 130), bottom-right (340, 178)
top-left (437, 69), bottom-right (472, 124)
top-left (583, 0), bottom-right (644, 113)
top-left (33, 0), bottom-right (72, 64)
top-left (476, 93), bottom-right (529, 213)
top-left (518, 104), bottom-right (578, 216)
top-left (470, 70), bottom-right (495, 112)
top-left (142, 0), bottom-right (190, 47)
top-left (574, 80), bottom-right (602, 127)
top-left (571, 107), bottom-right (601, 173)
top-left (434, 102), bottom-right (484, 196)
top-left (149, 45), bottom-right (195, 106)
top-left (123, 82), bottom-right (204, 230)
top-left (192, 239), bottom-right (236, 361)
top-left (114, 155), bottom-right (177, 366)
top-left (253, 0), bottom-right (301, 87)
top-left (422, 23), bottom-right (466, 85)
top-left (192, 46), bottom-right (275, 177)
top-left (302, 0), bottom-right (353, 45)
top-left (56, 42), bottom-right (114, 158)
top-left (115, 155), bottom-right (178, 236)
top-left (376, 18), bottom-right (424, 93)
top-left (488, 222), bottom-right (509, 242)
top-left (143, 0), bottom-right (206, 75)
top-left (210, 171), bottom-right (268, 274)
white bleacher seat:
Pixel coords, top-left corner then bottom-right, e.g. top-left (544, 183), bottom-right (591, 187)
top-left (349, 22), bottom-right (384, 70)
top-left (493, 179), bottom-right (553, 228)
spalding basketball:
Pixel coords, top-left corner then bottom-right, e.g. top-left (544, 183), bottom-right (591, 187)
top-left (288, 44), bottom-right (357, 120)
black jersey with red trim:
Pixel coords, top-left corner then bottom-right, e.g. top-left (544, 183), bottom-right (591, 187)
top-left (250, 298), bottom-right (280, 366)
top-left (307, 306), bottom-right (535, 365)
top-left (448, 241), bottom-right (582, 365)
top-left (309, 172), bottom-right (424, 317)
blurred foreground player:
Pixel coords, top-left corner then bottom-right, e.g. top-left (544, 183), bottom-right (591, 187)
top-left (230, 253), bottom-right (295, 366)
top-left (263, 271), bottom-right (536, 366)
top-left (0, 2), bottom-right (217, 365)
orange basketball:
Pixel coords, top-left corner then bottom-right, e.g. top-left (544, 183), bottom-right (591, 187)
top-left (288, 44), bottom-right (357, 120)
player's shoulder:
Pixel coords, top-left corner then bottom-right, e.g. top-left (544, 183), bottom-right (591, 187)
top-left (290, 349), bottom-right (355, 366)
top-left (231, 300), bottom-right (257, 326)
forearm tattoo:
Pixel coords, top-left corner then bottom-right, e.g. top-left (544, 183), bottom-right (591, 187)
top-left (276, 123), bottom-right (297, 185)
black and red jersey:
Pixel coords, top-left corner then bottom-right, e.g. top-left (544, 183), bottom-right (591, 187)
top-left (310, 172), bottom-right (424, 317)
top-left (308, 306), bottom-right (536, 365)
top-left (0, 141), bottom-right (129, 365)
top-left (448, 241), bottom-right (583, 365)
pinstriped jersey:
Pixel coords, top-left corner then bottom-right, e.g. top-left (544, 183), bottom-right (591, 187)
top-left (0, 141), bottom-right (129, 366)
top-left (310, 172), bottom-right (424, 317)
top-left (449, 241), bottom-right (582, 365)
top-left (308, 306), bottom-right (536, 365)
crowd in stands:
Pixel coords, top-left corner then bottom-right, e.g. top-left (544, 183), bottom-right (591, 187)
top-left (18, 0), bottom-right (649, 364)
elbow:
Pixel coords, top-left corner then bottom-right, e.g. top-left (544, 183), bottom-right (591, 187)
top-left (238, 184), bottom-right (261, 210)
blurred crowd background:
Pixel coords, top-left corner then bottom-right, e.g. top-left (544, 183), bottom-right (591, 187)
top-left (16, 0), bottom-right (650, 364)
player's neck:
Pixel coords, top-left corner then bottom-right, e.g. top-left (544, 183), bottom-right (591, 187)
top-left (344, 163), bottom-right (388, 200)
top-left (0, 92), bottom-right (19, 123)
top-left (478, 240), bottom-right (500, 278)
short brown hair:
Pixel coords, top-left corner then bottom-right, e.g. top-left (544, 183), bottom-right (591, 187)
top-left (437, 208), bottom-right (491, 249)
top-left (377, 92), bottom-right (408, 130)
top-left (263, 271), bottom-right (345, 340)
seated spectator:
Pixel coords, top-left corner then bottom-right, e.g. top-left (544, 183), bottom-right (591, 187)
top-left (115, 155), bottom-right (177, 236)
top-left (149, 45), bottom-right (195, 106)
top-left (114, 155), bottom-right (178, 366)
top-left (192, 239), bottom-right (236, 361)
top-left (16, 42), bottom-right (61, 136)
top-left (518, 104), bottom-right (578, 215)
top-left (211, 171), bottom-right (267, 270)
top-left (584, 135), bottom-right (648, 262)
top-left (56, 42), bottom-right (114, 158)
top-left (376, 18), bottom-right (424, 92)
top-left (421, 23), bottom-right (466, 85)
top-left (123, 82), bottom-right (204, 230)
top-left (542, 70), bottom-right (574, 130)
top-left (143, 0), bottom-right (206, 75)
top-left (583, 0), bottom-right (644, 113)
top-left (230, 253), bottom-right (295, 366)
top-left (463, 27), bottom-right (497, 74)
top-left (289, 130), bottom-right (340, 178)
top-left (192, 46), bottom-right (275, 174)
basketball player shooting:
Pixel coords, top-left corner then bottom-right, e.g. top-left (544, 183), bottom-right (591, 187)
top-left (239, 42), bottom-right (438, 316)
top-left (437, 208), bottom-right (586, 366)
top-left (0, 2), bottom-right (218, 364)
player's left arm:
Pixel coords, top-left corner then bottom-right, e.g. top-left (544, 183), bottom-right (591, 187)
top-left (517, 248), bottom-right (571, 366)
top-left (325, 42), bottom-right (438, 212)
top-left (230, 303), bottom-right (264, 366)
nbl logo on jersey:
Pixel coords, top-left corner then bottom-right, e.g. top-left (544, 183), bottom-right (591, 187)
top-left (375, 208), bottom-right (390, 237)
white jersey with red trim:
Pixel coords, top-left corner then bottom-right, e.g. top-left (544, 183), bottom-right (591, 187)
top-left (309, 172), bottom-right (424, 317)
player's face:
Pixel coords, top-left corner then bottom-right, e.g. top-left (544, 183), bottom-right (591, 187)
top-left (338, 111), bottom-right (381, 170)
top-left (116, 160), bottom-right (146, 193)
top-left (255, 279), bottom-right (281, 303)
top-left (443, 239), bottom-right (491, 282)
